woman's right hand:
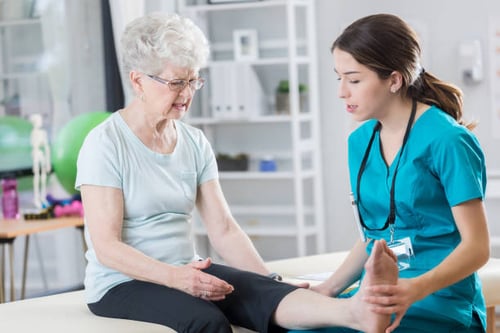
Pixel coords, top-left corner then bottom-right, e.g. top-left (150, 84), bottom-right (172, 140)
top-left (168, 258), bottom-right (234, 301)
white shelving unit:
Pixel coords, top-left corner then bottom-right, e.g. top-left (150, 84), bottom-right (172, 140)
top-left (178, 0), bottom-right (325, 260)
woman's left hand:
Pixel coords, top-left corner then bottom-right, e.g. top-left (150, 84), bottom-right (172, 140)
top-left (362, 278), bottom-right (422, 333)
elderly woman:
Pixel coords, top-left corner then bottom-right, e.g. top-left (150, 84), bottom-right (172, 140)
top-left (76, 13), bottom-right (398, 333)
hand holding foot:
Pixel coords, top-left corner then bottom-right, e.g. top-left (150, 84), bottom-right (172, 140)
top-left (352, 240), bottom-right (398, 333)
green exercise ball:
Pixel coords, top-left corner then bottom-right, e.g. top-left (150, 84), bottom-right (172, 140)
top-left (52, 111), bottom-right (111, 194)
top-left (0, 116), bottom-right (33, 172)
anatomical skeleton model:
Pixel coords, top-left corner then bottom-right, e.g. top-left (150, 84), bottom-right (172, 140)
top-left (30, 114), bottom-right (51, 209)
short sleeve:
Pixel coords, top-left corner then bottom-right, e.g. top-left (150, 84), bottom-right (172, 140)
top-left (75, 127), bottom-right (122, 191)
top-left (195, 129), bottom-right (218, 186)
top-left (431, 129), bottom-right (486, 206)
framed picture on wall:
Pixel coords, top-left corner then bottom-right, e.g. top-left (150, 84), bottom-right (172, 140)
top-left (233, 29), bottom-right (259, 61)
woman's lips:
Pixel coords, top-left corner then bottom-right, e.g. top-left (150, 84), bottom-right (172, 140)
top-left (173, 103), bottom-right (186, 111)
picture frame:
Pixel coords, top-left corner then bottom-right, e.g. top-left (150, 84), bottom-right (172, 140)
top-left (233, 29), bottom-right (259, 61)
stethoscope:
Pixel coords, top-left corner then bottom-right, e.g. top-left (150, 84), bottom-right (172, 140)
top-left (355, 99), bottom-right (417, 241)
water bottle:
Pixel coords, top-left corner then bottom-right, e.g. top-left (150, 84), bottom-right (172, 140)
top-left (1, 178), bottom-right (19, 219)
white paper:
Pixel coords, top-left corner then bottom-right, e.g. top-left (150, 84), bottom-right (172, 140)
top-left (294, 271), bottom-right (334, 281)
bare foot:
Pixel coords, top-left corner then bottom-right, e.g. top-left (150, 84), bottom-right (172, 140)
top-left (351, 240), bottom-right (398, 333)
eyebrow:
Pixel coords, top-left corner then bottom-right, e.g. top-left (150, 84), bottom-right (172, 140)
top-left (334, 70), bottom-right (361, 75)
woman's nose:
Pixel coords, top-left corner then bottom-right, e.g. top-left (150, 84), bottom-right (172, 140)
top-left (179, 84), bottom-right (194, 97)
top-left (337, 81), bottom-right (348, 99)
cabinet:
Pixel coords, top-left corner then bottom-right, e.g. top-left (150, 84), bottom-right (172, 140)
top-left (178, 0), bottom-right (325, 260)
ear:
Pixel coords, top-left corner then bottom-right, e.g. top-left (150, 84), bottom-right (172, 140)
top-left (389, 71), bottom-right (403, 93)
top-left (129, 71), bottom-right (144, 95)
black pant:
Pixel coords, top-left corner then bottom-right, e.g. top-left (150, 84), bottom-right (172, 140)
top-left (88, 264), bottom-right (298, 333)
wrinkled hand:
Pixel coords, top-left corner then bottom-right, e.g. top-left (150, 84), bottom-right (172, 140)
top-left (363, 278), bottom-right (420, 333)
top-left (169, 258), bottom-right (234, 301)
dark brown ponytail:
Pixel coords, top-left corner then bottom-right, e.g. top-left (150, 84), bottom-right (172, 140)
top-left (412, 71), bottom-right (475, 129)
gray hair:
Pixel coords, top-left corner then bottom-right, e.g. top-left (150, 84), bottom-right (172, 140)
top-left (120, 12), bottom-right (209, 76)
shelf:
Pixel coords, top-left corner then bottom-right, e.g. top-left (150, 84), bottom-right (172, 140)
top-left (491, 236), bottom-right (500, 247)
top-left (228, 204), bottom-right (314, 216)
top-left (486, 170), bottom-right (500, 199)
top-left (194, 225), bottom-right (318, 237)
top-left (0, 18), bottom-right (40, 28)
top-left (220, 171), bottom-right (293, 179)
top-left (219, 170), bottom-right (315, 180)
top-left (208, 56), bottom-right (311, 66)
top-left (187, 114), bottom-right (291, 125)
top-left (211, 38), bottom-right (307, 54)
top-left (487, 178), bottom-right (500, 199)
top-left (0, 167), bottom-right (33, 179)
top-left (182, 0), bottom-right (309, 12)
top-left (186, 113), bottom-right (312, 125)
top-left (488, 170), bottom-right (500, 178)
top-left (0, 71), bottom-right (43, 80)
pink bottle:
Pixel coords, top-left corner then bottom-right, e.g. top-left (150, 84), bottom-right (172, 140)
top-left (1, 178), bottom-right (19, 219)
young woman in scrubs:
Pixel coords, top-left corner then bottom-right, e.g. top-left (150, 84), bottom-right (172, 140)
top-left (291, 13), bottom-right (490, 333)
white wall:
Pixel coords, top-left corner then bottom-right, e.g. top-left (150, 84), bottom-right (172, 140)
top-left (315, 0), bottom-right (500, 252)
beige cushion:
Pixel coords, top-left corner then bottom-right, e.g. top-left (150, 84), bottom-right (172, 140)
top-left (0, 288), bottom-right (254, 332)
top-left (0, 290), bottom-right (170, 332)
top-left (479, 257), bottom-right (500, 307)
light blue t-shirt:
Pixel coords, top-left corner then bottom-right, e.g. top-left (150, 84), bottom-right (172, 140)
top-left (75, 112), bottom-right (218, 303)
top-left (348, 106), bottom-right (487, 329)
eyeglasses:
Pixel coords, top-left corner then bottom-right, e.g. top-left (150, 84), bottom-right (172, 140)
top-left (146, 74), bottom-right (205, 92)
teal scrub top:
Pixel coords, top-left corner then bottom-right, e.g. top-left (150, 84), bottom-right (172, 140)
top-left (348, 106), bottom-right (487, 329)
